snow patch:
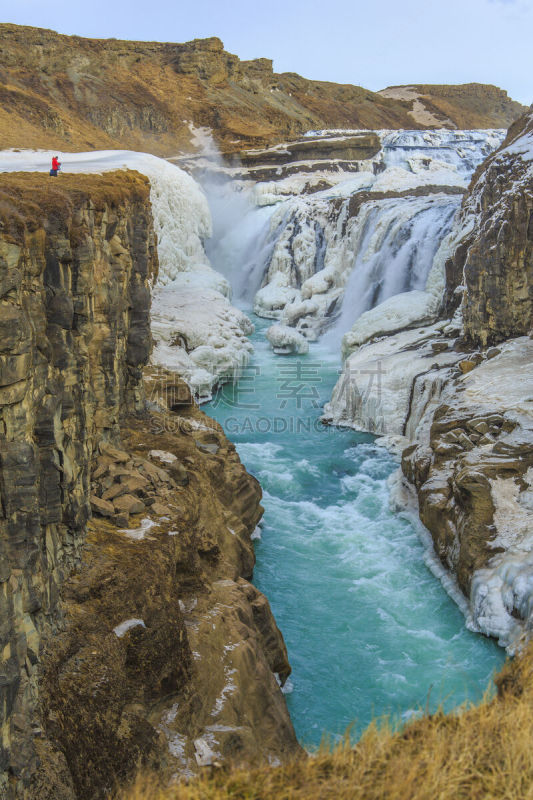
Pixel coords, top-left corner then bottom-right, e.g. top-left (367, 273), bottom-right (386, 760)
top-left (113, 618), bottom-right (146, 638)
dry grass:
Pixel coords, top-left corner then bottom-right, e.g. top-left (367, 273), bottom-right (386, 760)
top-left (0, 171), bottom-right (149, 242)
top-left (117, 644), bottom-right (533, 800)
top-left (0, 25), bottom-right (526, 158)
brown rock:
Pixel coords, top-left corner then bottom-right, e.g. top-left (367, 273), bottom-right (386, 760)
top-left (470, 420), bottom-right (489, 435)
top-left (431, 341), bottom-right (450, 354)
top-left (195, 440), bottom-right (220, 455)
top-left (486, 347), bottom-right (501, 359)
top-left (459, 359), bottom-right (477, 374)
top-left (119, 475), bottom-right (150, 494)
top-left (151, 502), bottom-right (172, 517)
top-left (90, 496), bottom-right (115, 518)
top-left (457, 432), bottom-right (475, 451)
top-left (113, 494), bottom-right (145, 515)
top-left (99, 443), bottom-right (130, 463)
top-left (102, 483), bottom-right (128, 502)
top-left (93, 460), bottom-right (111, 480)
top-left (168, 461), bottom-right (189, 486)
top-left (138, 460), bottom-right (171, 484)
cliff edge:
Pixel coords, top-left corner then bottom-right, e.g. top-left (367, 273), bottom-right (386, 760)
top-left (0, 172), bottom-right (299, 799)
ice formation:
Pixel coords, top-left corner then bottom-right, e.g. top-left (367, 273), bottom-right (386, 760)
top-left (266, 324), bottom-right (309, 355)
top-left (245, 129), bottom-right (504, 342)
top-left (323, 321), bottom-right (461, 438)
top-left (461, 341), bottom-right (533, 650)
top-left (151, 282), bottom-right (254, 402)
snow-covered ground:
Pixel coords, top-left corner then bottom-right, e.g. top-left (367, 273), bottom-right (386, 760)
top-left (0, 148), bottom-right (255, 399)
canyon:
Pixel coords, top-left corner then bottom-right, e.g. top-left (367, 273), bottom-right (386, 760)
top-left (0, 22), bottom-right (532, 800)
top-left (0, 172), bottom-right (299, 798)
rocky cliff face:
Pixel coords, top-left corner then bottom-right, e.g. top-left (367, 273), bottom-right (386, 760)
top-left (451, 107), bottom-right (533, 345)
top-left (400, 111), bottom-right (533, 646)
top-left (0, 24), bottom-right (526, 156)
top-left (0, 171), bottom-right (156, 796)
top-left (0, 173), bottom-right (299, 798)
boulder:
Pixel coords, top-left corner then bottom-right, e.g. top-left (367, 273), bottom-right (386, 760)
top-left (266, 324), bottom-right (309, 355)
top-left (90, 496), bottom-right (115, 518)
top-left (151, 502), bottom-right (172, 517)
top-left (168, 461), bottom-right (189, 486)
top-left (113, 494), bottom-right (145, 515)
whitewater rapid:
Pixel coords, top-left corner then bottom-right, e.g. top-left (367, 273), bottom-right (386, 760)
top-left (205, 318), bottom-right (505, 746)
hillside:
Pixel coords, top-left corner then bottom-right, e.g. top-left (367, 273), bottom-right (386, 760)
top-left (0, 24), bottom-right (527, 157)
top-left (379, 83), bottom-right (526, 129)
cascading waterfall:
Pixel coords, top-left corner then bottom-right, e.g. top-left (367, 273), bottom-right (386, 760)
top-left (327, 193), bottom-right (461, 344)
top-left (192, 145), bottom-right (284, 304)
top-left (245, 128), bottom-right (505, 339)
top-left (380, 129), bottom-right (504, 174)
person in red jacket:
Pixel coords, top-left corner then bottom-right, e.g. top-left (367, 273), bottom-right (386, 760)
top-left (50, 156), bottom-right (61, 176)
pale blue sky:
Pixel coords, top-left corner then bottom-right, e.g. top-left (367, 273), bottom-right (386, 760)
top-left (1, 0), bottom-right (531, 105)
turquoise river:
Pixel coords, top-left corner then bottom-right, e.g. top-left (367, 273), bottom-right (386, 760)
top-left (205, 315), bottom-right (505, 749)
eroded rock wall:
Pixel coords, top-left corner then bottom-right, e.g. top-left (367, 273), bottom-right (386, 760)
top-left (397, 110), bottom-right (533, 647)
top-left (0, 171), bottom-right (157, 796)
top-left (447, 106), bottom-right (533, 345)
top-left (0, 173), bottom-right (299, 799)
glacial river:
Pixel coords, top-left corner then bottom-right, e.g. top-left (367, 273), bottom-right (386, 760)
top-left (205, 315), bottom-right (505, 748)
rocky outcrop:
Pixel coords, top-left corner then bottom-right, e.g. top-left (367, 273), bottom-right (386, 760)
top-left (0, 24), bottom-right (527, 156)
top-left (400, 339), bottom-right (533, 624)
top-left (460, 107), bottom-right (533, 345)
top-left (0, 173), bottom-right (299, 798)
top-left (234, 133), bottom-right (382, 170)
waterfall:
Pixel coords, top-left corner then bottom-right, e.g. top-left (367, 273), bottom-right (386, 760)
top-left (189, 140), bottom-right (284, 306)
top-left (380, 129), bottom-right (505, 175)
top-left (245, 128), bottom-right (504, 342)
top-left (205, 185), bottom-right (283, 305)
top-left (326, 193), bottom-right (461, 344)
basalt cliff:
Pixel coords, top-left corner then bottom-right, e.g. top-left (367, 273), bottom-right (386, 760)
top-left (0, 172), bottom-right (299, 799)
top-left (0, 23), bottom-right (526, 156)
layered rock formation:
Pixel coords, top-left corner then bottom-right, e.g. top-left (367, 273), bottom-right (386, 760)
top-left (0, 170), bottom-right (156, 796)
top-left (0, 173), bottom-right (299, 798)
top-left (448, 108), bottom-right (533, 344)
top-left (0, 24), bottom-right (526, 156)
